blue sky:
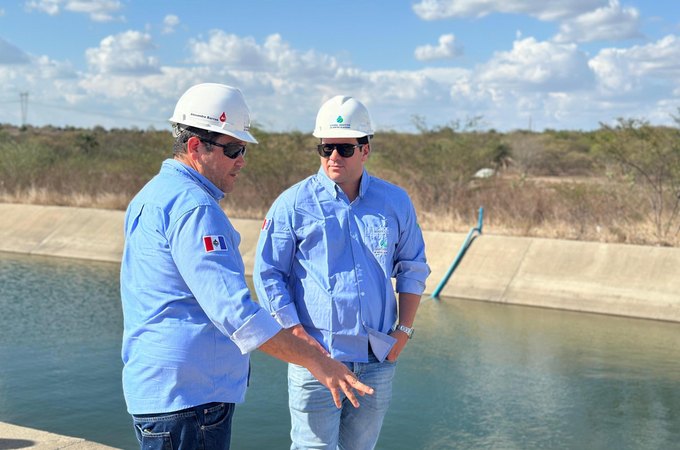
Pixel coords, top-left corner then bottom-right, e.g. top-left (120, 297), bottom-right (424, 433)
top-left (1, 0), bottom-right (679, 132)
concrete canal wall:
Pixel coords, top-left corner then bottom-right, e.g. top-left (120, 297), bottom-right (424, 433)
top-left (0, 421), bottom-right (118, 449)
top-left (1, 202), bottom-right (679, 323)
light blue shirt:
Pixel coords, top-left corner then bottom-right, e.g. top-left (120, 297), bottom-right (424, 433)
top-left (254, 167), bottom-right (430, 363)
top-left (120, 159), bottom-right (282, 415)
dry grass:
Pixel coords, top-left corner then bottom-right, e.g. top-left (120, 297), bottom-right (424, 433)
top-left (0, 179), bottom-right (680, 247)
top-left (0, 187), bottom-right (130, 210)
top-left (0, 178), bottom-right (680, 247)
top-left (1, 124), bottom-right (678, 247)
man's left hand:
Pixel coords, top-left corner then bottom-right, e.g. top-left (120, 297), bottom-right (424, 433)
top-left (386, 329), bottom-right (409, 361)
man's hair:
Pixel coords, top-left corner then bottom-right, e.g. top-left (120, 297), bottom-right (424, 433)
top-left (357, 135), bottom-right (372, 145)
top-left (172, 126), bottom-right (219, 156)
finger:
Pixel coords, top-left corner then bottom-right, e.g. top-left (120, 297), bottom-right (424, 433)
top-left (351, 377), bottom-right (374, 396)
top-left (343, 382), bottom-right (360, 408)
top-left (330, 388), bottom-right (342, 409)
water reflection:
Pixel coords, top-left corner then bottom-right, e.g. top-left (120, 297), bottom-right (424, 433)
top-left (396, 300), bottom-right (680, 450)
top-left (1, 252), bottom-right (679, 450)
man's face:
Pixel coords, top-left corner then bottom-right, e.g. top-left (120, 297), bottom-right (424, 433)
top-left (319, 137), bottom-right (368, 187)
top-left (195, 134), bottom-right (247, 194)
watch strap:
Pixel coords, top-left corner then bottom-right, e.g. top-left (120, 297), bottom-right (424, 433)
top-left (396, 324), bottom-right (414, 339)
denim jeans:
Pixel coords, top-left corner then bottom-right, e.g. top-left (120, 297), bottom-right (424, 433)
top-left (132, 402), bottom-right (235, 450)
top-left (288, 354), bottom-right (397, 450)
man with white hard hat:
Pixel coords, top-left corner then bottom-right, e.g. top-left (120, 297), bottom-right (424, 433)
top-left (120, 84), bottom-right (373, 450)
top-left (254, 95), bottom-right (430, 449)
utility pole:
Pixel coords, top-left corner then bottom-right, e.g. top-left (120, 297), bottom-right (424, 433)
top-left (20, 92), bottom-right (29, 126)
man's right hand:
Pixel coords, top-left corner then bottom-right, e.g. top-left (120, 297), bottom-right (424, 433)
top-left (307, 354), bottom-right (373, 408)
top-left (258, 328), bottom-right (374, 408)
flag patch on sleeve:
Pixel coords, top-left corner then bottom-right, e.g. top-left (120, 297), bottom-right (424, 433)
top-left (203, 235), bottom-right (228, 252)
top-left (261, 218), bottom-right (272, 231)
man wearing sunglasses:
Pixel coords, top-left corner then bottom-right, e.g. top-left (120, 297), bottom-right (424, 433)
top-left (120, 84), bottom-right (373, 450)
top-left (255, 95), bottom-right (430, 449)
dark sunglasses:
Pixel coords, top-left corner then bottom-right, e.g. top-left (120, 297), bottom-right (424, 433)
top-left (202, 140), bottom-right (247, 159)
top-left (316, 143), bottom-right (363, 158)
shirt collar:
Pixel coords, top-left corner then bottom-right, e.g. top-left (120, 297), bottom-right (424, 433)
top-left (315, 166), bottom-right (371, 200)
top-left (162, 159), bottom-right (225, 202)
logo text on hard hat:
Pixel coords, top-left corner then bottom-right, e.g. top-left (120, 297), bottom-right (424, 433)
top-left (220, 112), bottom-right (227, 123)
top-left (329, 115), bottom-right (350, 129)
top-left (190, 112), bottom-right (221, 123)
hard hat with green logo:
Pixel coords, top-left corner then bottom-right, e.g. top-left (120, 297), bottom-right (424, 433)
top-left (169, 83), bottom-right (258, 143)
top-left (313, 95), bottom-right (374, 139)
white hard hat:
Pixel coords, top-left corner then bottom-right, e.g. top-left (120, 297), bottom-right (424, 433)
top-left (313, 95), bottom-right (373, 139)
top-left (169, 83), bottom-right (258, 144)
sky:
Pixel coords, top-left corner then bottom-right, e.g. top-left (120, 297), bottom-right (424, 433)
top-left (1, 0), bottom-right (680, 133)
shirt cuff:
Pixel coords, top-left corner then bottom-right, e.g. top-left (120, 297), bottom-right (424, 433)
top-left (396, 277), bottom-right (426, 296)
top-left (271, 303), bottom-right (301, 329)
top-left (230, 308), bottom-right (283, 354)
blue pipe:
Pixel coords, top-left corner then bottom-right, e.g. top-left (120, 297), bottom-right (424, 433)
top-left (430, 207), bottom-right (484, 300)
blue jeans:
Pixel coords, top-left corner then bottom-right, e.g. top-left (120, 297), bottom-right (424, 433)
top-left (132, 402), bottom-right (235, 450)
top-left (288, 355), bottom-right (397, 450)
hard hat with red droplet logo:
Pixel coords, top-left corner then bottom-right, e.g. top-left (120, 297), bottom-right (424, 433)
top-left (169, 83), bottom-right (258, 143)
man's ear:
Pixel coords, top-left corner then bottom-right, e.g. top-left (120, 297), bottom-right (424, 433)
top-left (186, 136), bottom-right (201, 159)
top-left (361, 143), bottom-right (371, 161)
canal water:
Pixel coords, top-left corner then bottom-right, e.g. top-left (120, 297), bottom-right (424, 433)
top-left (1, 252), bottom-right (679, 449)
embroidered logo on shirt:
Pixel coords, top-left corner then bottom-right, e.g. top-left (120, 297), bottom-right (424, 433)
top-left (261, 218), bottom-right (272, 231)
top-left (369, 226), bottom-right (390, 256)
top-left (203, 235), bottom-right (228, 252)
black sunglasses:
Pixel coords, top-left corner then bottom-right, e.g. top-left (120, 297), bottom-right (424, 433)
top-left (316, 143), bottom-right (363, 158)
top-left (202, 140), bottom-right (247, 159)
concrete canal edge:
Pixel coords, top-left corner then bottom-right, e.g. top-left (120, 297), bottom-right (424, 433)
top-left (0, 421), bottom-right (119, 449)
top-left (0, 202), bottom-right (679, 447)
top-left (1, 202), bottom-right (679, 323)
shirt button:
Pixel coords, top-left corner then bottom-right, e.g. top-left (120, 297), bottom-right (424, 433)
top-left (361, 292), bottom-right (366, 296)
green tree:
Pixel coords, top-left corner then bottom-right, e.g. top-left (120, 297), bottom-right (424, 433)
top-left (595, 118), bottom-right (680, 244)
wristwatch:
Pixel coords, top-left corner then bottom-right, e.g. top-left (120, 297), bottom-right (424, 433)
top-left (396, 324), bottom-right (414, 339)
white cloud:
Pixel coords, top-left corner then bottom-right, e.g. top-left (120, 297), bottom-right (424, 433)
top-left (25, 0), bottom-right (60, 15)
top-left (590, 35), bottom-right (680, 95)
top-left (188, 31), bottom-right (339, 79)
top-left (162, 14), bottom-right (179, 34)
top-left (0, 38), bottom-right (31, 64)
top-left (554, 0), bottom-right (641, 43)
top-left (3, 28), bottom-right (680, 133)
top-left (415, 34), bottom-right (463, 61)
top-left (189, 32), bottom-right (269, 70)
top-left (478, 37), bottom-right (595, 91)
top-left (25, 0), bottom-right (123, 22)
top-left (413, 0), bottom-right (610, 21)
top-left (85, 31), bottom-right (160, 75)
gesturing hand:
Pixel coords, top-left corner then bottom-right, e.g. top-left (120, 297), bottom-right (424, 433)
top-left (308, 357), bottom-right (374, 408)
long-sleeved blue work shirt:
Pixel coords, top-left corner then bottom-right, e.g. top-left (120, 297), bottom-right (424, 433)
top-left (254, 167), bottom-right (430, 363)
top-left (120, 159), bottom-right (281, 415)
